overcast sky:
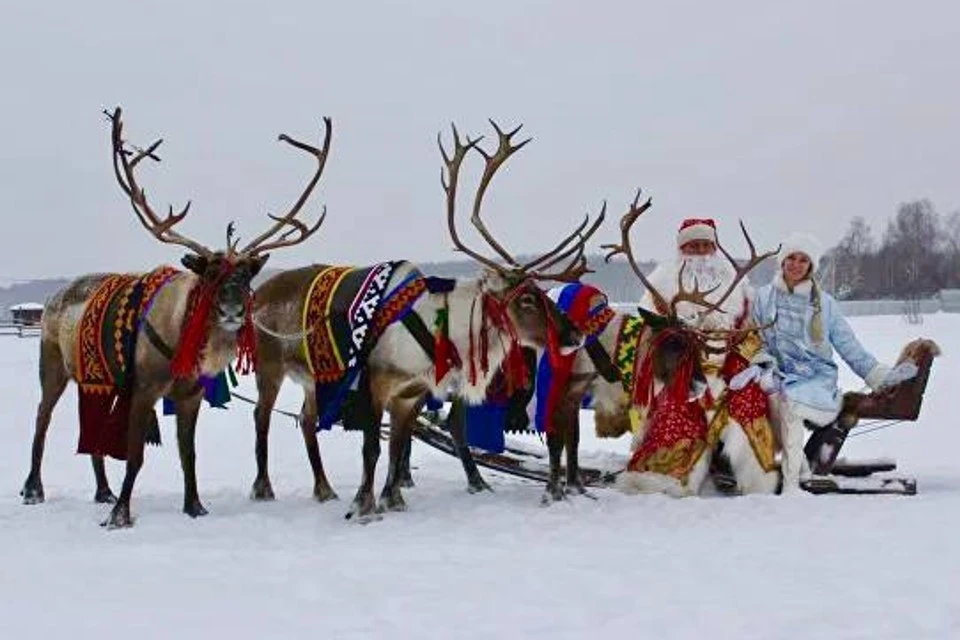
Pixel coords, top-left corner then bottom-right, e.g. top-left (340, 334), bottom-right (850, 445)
top-left (2, 2), bottom-right (958, 279)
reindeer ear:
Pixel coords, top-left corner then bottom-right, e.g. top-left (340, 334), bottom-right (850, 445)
top-left (636, 306), bottom-right (669, 330)
top-left (181, 253), bottom-right (209, 276)
top-left (249, 254), bottom-right (270, 278)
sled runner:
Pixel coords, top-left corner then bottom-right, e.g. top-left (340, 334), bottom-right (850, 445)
top-left (407, 413), bottom-right (620, 486)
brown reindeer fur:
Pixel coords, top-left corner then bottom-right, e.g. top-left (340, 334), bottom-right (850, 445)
top-left (594, 403), bottom-right (633, 439)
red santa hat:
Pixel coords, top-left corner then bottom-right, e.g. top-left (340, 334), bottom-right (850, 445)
top-left (676, 218), bottom-right (717, 248)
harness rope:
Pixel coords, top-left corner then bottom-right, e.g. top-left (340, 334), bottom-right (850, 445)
top-left (847, 418), bottom-right (906, 438)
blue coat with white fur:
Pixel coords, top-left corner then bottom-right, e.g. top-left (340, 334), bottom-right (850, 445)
top-left (751, 273), bottom-right (887, 414)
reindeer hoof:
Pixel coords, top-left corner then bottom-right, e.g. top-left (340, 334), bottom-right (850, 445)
top-left (94, 487), bottom-right (117, 504)
top-left (21, 480), bottom-right (45, 505)
top-left (398, 475), bottom-right (416, 489)
top-left (378, 491), bottom-right (407, 512)
top-left (250, 478), bottom-right (276, 501)
top-left (540, 483), bottom-right (567, 505)
top-left (565, 482), bottom-right (587, 496)
top-left (467, 480), bottom-right (493, 494)
top-left (350, 511), bottom-right (383, 525)
top-left (102, 505), bottom-right (134, 529)
top-left (313, 485), bottom-right (339, 503)
top-left (183, 500), bottom-right (208, 518)
top-left (345, 495), bottom-right (379, 522)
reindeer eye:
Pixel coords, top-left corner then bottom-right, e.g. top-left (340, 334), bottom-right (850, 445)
top-left (518, 292), bottom-right (538, 309)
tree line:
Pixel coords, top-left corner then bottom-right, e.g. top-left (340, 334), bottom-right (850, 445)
top-left (823, 199), bottom-right (960, 299)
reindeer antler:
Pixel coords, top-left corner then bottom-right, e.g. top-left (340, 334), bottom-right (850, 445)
top-left (669, 260), bottom-right (724, 317)
top-left (440, 123), bottom-right (500, 272)
top-left (240, 118), bottom-right (333, 257)
top-left (709, 221), bottom-right (781, 312)
top-left (440, 120), bottom-right (604, 283)
top-left (109, 106), bottom-right (212, 258)
top-left (468, 121), bottom-right (530, 268)
top-left (601, 188), bottom-right (670, 311)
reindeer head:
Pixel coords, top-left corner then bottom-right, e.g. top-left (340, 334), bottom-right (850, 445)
top-left (479, 270), bottom-right (583, 354)
top-left (108, 107), bottom-right (332, 334)
top-left (602, 190), bottom-right (778, 401)
top-left (179, 251), bottom-right (267, 331)
top-left (439, 120), bottom-right (606, 356)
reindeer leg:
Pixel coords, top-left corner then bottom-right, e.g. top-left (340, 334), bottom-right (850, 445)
top-left (346, 397), bottom-right (383, 522)
top-left (397, 435), bottom-right (415, 489)
top-left (251, 363), bottom-right (282, 501)
top-left (300, 391), bottom-right (337, 502)
top-left (91, 456), bottom-right (116, 504)
top-left (543, 429), bottom-right (567, 504)
top-left (102, 391), bottom-right (152, 529)
top-left (563, 407), bottom-right (588, 496)
top-left (174, 383), bottom-right (207, 518)
top-left (378, 391), bottom-right (426, 512)
top-left (22, 339), bottom-right (69, 505)
top-left (346, 422), bottom-right (381, 522)
top-left (448, 398), bottom-right (491, 493)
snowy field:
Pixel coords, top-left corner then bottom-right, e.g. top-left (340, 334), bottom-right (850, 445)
top-left (0, 314), bottom-right (957, 640)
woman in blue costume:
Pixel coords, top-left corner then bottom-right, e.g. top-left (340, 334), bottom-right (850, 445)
top-left (735, 232), bottom-right (918, 491)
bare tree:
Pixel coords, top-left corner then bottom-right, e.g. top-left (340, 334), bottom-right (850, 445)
top-left (830, 216), bottom-right (875, 298)
top-left (875, 200), bottom-right (943, 296)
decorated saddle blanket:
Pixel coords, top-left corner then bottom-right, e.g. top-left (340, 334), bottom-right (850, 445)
top-left (302, 261), bottom-right (426, 431)
top-left (75, 266), bottom-right (179, 460)
top-left (628, 390), bottom-right (710, 483)
top-left (613, 315), bottom-right (645, 396)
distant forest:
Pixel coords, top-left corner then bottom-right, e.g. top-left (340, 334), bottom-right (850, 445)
top-left (822, 199), bottom-right (960, 299)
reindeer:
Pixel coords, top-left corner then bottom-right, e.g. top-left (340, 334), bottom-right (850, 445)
top-left (249, 121), bottom-right (602, 521)
top-left (21, 107), bottom-right (332, 528)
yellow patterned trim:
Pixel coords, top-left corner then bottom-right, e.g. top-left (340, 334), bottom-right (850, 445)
top-left (632, 437), bottom-right (708, 484)
top-left (302, 266), bottom-right (355, 381)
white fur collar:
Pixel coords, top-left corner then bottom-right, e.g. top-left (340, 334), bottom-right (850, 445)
top-left (774, 270), bottom-right (813, 296)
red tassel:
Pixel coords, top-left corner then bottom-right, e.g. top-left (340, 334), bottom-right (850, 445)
top-left (433, 301), bottom-right (461, 384)
top-left (503, 342), bottom-right (529, 395)
top-left (467, 298), bottom-right (479, 385)
top-left (631, 328), bottom-right (700, 409)
top-left (171, 283), bottom-right (217, 379)
top-left (235, 296), bottom-right (257, 375)
top-left (632, 345), bottom-right (657, 408)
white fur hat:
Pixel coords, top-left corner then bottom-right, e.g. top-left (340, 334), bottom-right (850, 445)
top-left (676, 218), bottom-right (717, 248)
top-left (779, 232), bottom-right (823, 269)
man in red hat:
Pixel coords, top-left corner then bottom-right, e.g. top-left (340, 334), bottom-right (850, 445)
top-left (619, 218), bottom-right (780, 497)
top-left (646, 218), bottom-right (729, 314)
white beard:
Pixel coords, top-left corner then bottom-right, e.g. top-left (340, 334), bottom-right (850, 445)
top-left (676, 253), bottom-right (735, 293)
top-left (642, 252), bottom-right (749, 329)
top-left (672, 253), bottom-right (741, 328)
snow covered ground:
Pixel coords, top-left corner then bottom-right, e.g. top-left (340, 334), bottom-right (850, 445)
top-left (0, 314), bottom-right (957, 639)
